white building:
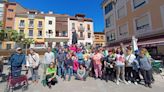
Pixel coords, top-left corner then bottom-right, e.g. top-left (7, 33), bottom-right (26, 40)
top-left (44, 12), bottom-right (56, 47)
top-left (68, 14), bottom-right (94, 45)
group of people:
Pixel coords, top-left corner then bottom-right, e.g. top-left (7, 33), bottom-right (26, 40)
top-left (8, 43), bottom-right (154, 89)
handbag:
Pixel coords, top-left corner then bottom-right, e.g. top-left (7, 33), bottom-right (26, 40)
top-left (31, 54), bottom-right (40, 69)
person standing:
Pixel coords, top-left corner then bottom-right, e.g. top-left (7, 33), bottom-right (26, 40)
top-left (92, 49), bottom-right (103, 79)
top-left (138, 49), bottom-right (153, 88)
top-left (64, 53), bottom-right (73, 81)
top-left (56, 48), bottom-right (66, 78)
top-left (125, 49), bottom-right (137, 84)
top-left (8, 47), bottom-right (26, 77)
top-left (44, 47), bottom-right (55, 73)
top-left (27, 48), bottom-right (40, 84)
top-left (115, 47), bottom-right (127, 85)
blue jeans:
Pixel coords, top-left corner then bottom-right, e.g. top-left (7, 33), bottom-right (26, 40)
top-left (57, 62), bottom-right (64, 77)
top-left (29, 67), bottom-right (39, 81)
top-left (64, 67), bottom-right (73, 81)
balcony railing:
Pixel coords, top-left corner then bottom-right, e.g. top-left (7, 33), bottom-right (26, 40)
top-left (19, 24), bottom-right (25, 28)
top-left (28, 24), bottom-right (34, 28)
top-left (38, 25), bottom-right (43, 28)
top-left (78, 27), bottom-right (85, 31)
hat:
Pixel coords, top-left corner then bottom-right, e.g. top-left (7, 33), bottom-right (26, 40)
top-left (16, 47), bottom-right (22, 51)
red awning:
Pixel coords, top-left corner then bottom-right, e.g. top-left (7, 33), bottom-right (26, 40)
top-left (35, 42), bottom-right (45, 44)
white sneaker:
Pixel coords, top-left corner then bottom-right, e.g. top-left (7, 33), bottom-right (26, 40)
top-left (124, 81), bottom-right (128, 84)
top-left (116, 80), bottom-right (120, 85)
top-left (128, 81), bottom-right (131, 84)
top-left (134, 82), bottom-right (138, 85)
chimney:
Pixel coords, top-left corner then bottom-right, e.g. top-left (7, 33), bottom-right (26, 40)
top-left (48, 11), bottom-right (53, 14)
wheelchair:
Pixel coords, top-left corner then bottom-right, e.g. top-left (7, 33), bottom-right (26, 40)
top-left (4, 68), bottom-right (29, 92)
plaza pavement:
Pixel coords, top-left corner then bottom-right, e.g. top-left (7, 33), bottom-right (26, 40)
top-left (0, 57), bottom-right (164, 92)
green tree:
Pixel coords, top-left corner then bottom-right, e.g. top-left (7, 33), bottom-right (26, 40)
top-left (21, 38), bottom-right (35, 54)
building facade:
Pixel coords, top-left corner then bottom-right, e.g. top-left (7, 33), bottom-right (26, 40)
top-left (69, 14), bottom-right (94, 45)
top-left (14, 10), bottom-right (45, 49)
top-left (102, 0), bottom-right (164, 55)
top-left (0, 2), bottom-right (95, 49)
top-left (94, 32), bottom-right (106, 47)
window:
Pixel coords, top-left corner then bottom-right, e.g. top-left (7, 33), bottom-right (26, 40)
top-left (87, 24), bottom-right (90, 30)
top-left (62, 31), bottom-right (68, 36)
top-left (7, 18), bottom-right (13, 21)
top-left (0, 7), bottom-right (4, 12)
top-left (119, 24), bottom-right (128, 36)
top-left (88, 33), bottom-right (91, 38)
top-left (80, 32), bottom-right (83, 37)
top-left (105, 15), bottom-right (114, 28)
top-left (29, 30), bottom-right (33, 36)
top-left (49, 21), bottom-right (52, 25)
top-left (133, 0), bottom-right (147, 9)
top-left (29, 20), bottom-right (34, 27)
top-left (107, 32), bottom-right (116, 41)
top-left (6, 44), bottom-right (11, 50)
top-left (105, 3), bottom-right (113, 15)
top-left (38, 30), bottom-right (42, 37)
top-left (79, 24), bottom-right (84, 31)
top-left (6, 27), bottom-right (12, 29)
top-left (107, 36), bottom-right (110, 41)
top-left (38, 21), bottom-right (42, 27)
top-left (135, 14), bottom-right (150, 33)
top-left (19, 20), bottom-right (25, 27)
top-left (117, 6), bottom-right (126, 19)
top-left (8, 9), bottom-right (14, 12)
top-left (101, 36), bottom-right (104, 39)
top-left (56, 31), bottom-right (59, 37)
top-left (72, 23), bottom-right (75, 29)
top-left (20, 30), bottom-right (24, 33)
top-left (48, 30), bottom-right (53, 34)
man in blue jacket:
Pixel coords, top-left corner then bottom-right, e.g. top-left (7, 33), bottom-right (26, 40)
top-left (9, 47), bottom-right (26, 77)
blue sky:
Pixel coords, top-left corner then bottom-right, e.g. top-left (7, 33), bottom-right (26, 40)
top-left (13, 0), bottom-right (104, 32)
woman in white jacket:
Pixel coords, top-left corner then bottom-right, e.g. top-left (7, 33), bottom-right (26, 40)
top-left (27, 48), bottom-right (40, 84)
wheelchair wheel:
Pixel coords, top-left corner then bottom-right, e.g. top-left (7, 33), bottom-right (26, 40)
top-left (21, 82), bottom-right (28, 92)
top-left (4, 84), bottom-right (13, 92)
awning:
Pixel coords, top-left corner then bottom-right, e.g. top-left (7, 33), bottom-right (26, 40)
top-left (138, 38), bottom-right (164, 46)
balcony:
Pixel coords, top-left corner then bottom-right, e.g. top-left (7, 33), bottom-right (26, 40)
top-left (38, 25), bottom-right (43, 29)
top-left (78, 26), bottom-right (85, 32)
top-left (28, 24), bottom-right (34, 28)
top-left (28, 15), bottom-right (35, 19)
top-left (19, 24), bottom-right (25, 28)
top-left (37, 35), bottom-right (43, 39)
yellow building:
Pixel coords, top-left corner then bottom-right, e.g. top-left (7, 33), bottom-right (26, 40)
top-left (94, 32), bottom-right (106, 47)
top-left (14, 10), bottom-right (45, 49)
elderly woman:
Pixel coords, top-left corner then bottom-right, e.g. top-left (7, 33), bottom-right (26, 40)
top-left (46, 62), bottom-right (58, 88)
top-left (138, 48), bottom-right (153, 88)
top-left (27, 48), bottom-right (40, 84)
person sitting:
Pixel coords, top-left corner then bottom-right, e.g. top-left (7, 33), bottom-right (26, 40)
top-left (46, 62), bottom-right (58, 88)
top-left (75, 64), bottom-right (88, 81)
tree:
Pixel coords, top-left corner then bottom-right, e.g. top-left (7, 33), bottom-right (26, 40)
top-left (21, 38), bottom-right (34, 54)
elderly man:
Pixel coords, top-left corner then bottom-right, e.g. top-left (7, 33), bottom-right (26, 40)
top-left (9, 47), bottom-right (26, 77)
